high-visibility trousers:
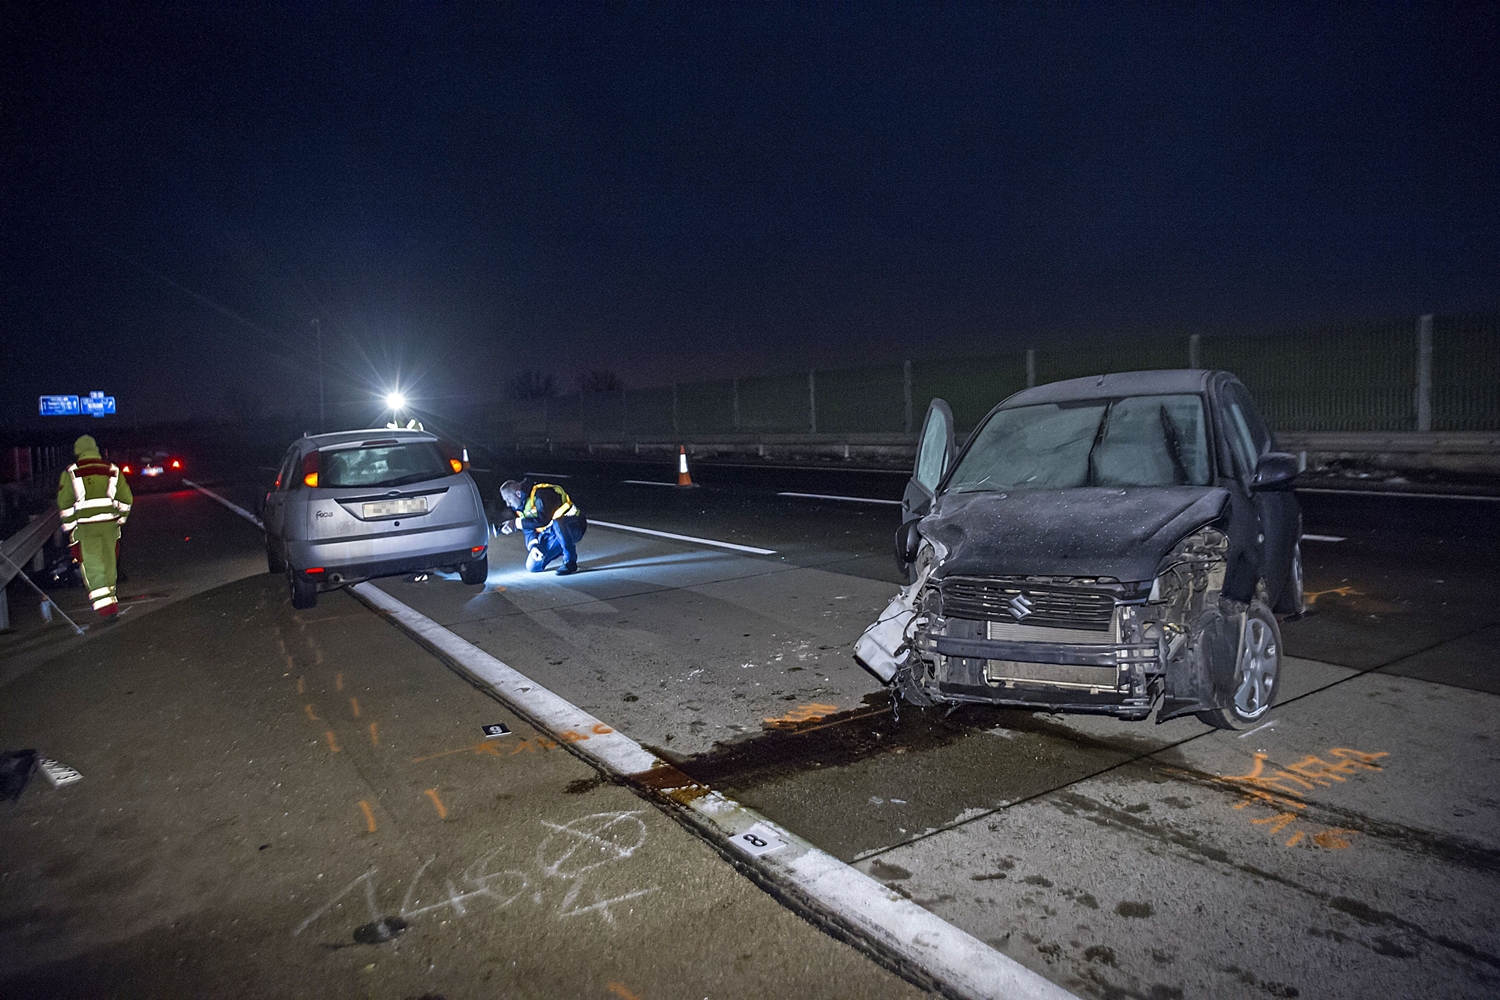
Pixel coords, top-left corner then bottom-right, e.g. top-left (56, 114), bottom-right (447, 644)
top-left (72, 521), bottom-right (122, 616)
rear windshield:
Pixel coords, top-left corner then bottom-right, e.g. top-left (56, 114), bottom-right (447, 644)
top-left (320, 443), bottom-right (451, 489)
top-left (946, 394), bottom-right (1212, 492)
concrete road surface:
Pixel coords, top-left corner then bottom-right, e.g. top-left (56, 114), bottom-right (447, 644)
top-left (3, 458), bottom-right (1497, 999)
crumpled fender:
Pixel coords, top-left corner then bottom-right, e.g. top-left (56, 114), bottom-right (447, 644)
top-left (1160, 601), bottom-right (1244, 721)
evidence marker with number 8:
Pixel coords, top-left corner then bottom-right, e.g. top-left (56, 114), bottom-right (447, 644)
top-left (733, 822), bottom-right (788, 858)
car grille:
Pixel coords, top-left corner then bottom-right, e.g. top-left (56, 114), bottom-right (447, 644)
top-left (941, 577), bottom-right (1116, 632)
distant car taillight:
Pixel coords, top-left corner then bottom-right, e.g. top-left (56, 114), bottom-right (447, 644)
top-left (170, 458), bottom-right (182, 469)
top-left (122, 464), bottom-right (132, 474)
top-left (302, 451), bottom-right (320, 488)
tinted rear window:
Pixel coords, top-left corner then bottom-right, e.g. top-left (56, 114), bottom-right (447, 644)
top-left (320, 443), bottom-right (450, 489)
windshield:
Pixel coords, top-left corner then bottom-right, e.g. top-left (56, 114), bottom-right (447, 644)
top-left (320, 443), bottom-right (451, 489)
top-left (945, 394), bottom-right (1212, 493)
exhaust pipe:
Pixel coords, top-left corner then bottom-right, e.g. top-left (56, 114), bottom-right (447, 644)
top-left (328, 573), bottom-right (343, 584)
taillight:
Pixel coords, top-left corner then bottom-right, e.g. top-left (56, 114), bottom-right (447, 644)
top-left (448, 458), bottom-right (462, 474)
top-left (302, 451), bottom-right (320, 488)
top-left (170, 459), bottom-right (182, 469)
top-left (122, 464), bottom-right (132, 474)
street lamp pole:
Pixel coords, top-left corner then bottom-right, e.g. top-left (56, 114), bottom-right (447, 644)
top-left (312, 318), bottom-right (324, 432)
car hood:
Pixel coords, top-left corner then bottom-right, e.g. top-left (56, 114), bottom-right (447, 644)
top-left (922, 486), bottom-right (1229, 582)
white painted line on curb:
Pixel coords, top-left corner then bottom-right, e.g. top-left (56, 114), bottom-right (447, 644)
top-left (184, 480), bottom-right (263, 529)
top-left (590, 519), bottom-right (777, 556)
top-left (1300, 533), bottom-right (1347, 543)
top-left (351, 580), bottom-right (1076, 1000)
top-left (1297, 487), bottom-right (1500, 502)
top-left (779, 491), bottom-right (903, 506)
top-left (622, 479), bottom-right (679, 486)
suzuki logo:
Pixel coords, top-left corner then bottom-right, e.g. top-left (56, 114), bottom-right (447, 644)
top-left (1007, 593), bottom-right (1034, 620)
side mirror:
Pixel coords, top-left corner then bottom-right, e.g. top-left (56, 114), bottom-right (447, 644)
top-left (1251, 451), bottom-right (1299, 491)
top-left (895, 519), bottom-right (922, 565)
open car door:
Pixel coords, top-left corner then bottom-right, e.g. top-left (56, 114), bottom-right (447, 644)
top-left (896, 399), bottom-right (954, 571)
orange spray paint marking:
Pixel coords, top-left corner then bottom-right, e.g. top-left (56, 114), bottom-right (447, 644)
top-left (358, 800), bottom-right (376, 833)
top-left (1250, 812), bottom-right (1299, 835)
top-left (296, 676), bottom-right (305, 694)
top-left (608, 983), bottom-right (644, 1000)
top-left (592, 723), bottom-right (614, 735)
top-left (326, 730), bottom-right (341, 753)
top-left (763, 702), bottom-right (839, 728)
top-left (304, 704), bottom-right (320, 721)
top-left (368, 722), bottom-right (379, 746)
top-left (1285, 831), bottom-right (1307, 847)
top-left (350, 697), bottom-right (361, 718)
top-left (1312, 828), bottom-right (1357, 849)
top-left (335, 672), bottom-right (344, 691)
top-left (424, 788), bottom-right (448, 819)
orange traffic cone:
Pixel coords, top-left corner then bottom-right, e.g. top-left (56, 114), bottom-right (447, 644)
top-left (677, 445), bottom-right (696, 487)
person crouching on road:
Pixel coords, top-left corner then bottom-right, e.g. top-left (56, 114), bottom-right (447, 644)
top-left (57, 434), bottom-right (133, 618)
top-left (497, 479), bottom-right (586, 575)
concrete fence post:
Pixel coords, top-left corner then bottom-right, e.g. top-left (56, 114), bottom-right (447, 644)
top-left (1189, 333), bottom-right (1201, 369)
top-left (672, 382), bottom-right (680, 435)
top-left (1416, 313), bottom-right (1433, 432)
top-left (903, 360), bottom-right (913, 434)
top-left (1026, 348), bottom-right (1036, 388)
top-left (808, 371), bottom-right (817, 434)
top-left (732, 378), bottom-right (741, 431)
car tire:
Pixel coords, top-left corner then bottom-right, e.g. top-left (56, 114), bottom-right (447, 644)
top-left (1274, 541), bottom-right (1307, 617)
top-left (459, 555), bottom-right (488, 586)
top-left (267, 540), bottom-right (287, 574)
top-left (289, 570), bottom-right (319, 610)
top-left (1197, 600), bottom-right (1282, 730)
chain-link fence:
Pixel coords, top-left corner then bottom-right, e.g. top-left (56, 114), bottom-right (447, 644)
top-left (490, 313), bottom-right (1498, 441)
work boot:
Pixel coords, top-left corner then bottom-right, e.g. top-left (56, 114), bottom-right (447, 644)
top-left (555, 565), bottom-right (577, 576)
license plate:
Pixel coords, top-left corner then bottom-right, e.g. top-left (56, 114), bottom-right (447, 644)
top-left (363, 497), bottom-right (427, 518)
top-left (143, 466), bottom-right (164, 476)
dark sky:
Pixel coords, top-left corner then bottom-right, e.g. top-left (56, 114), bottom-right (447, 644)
top-left (3, 3), bottom-right (1497, 424)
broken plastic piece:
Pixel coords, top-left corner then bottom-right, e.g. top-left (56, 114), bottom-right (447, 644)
top-left (37, 757), bottom-right (82, 788)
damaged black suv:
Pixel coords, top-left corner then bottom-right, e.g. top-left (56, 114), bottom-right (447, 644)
top-left (855, 370), bottom-right (1302, 730)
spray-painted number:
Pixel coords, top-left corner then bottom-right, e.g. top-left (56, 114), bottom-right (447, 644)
top-left (733, 823), bottom-right (788, 857)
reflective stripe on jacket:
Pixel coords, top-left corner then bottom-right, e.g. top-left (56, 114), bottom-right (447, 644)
top-left (59, 460), bottom-right (132, 532)
top-left (515, 482), bottom-right (578, 530)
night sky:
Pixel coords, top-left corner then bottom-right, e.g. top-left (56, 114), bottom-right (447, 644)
top-left (3, 3), bottom-right (1497, 425)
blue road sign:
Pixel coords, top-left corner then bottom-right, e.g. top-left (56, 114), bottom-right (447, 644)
top-left (80, 392), bottom-right (117, 418)
top-left (39, 395), bottom-right (81, 416)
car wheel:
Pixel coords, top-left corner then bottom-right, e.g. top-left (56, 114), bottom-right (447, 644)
top-left (1274, 541), bottom-right (1306, 617)
top-left (267, 540), bottom-right (287, 574)
top-left (1197, 601), bottom-right (1281, 730)
top-left (289, 570), bottom-right (318, 610)
top-left (459, 555), bottom-right (488, 586)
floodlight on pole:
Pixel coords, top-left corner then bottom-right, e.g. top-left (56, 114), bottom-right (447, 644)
top-left (385, 391), bottom-right (407, 413)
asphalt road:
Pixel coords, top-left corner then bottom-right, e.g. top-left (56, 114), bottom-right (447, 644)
top-left (3, 456), bottom-right (1497, 999)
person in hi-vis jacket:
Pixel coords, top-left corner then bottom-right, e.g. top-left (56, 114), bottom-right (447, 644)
top-left (497, 479), bottom-right (586, 575)
top-left (57, 434), bottom-right (133, 617)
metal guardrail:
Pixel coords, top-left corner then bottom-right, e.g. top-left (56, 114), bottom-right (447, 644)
top-left (0, 508), bottom-right (60, 590)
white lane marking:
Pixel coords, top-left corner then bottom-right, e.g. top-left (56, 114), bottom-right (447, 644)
top-left (1300, 533), bottom-right (1347, 543)
top-left (351, 581), bottom-right (1076, 1000)
top-left (1297, 487), bottom-right (1500, 502)
top-left (590, 519), bottom-right (777, 556)
top-left (184, 479), bottom-right (263, 529)
top-left (524, 472), bottom-right (572, 479)
top-left (622, 479), bottom-right (678, 487)
top-left (778, 491), bottom-right (903, 506)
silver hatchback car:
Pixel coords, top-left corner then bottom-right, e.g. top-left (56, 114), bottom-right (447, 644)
top-left (263, 428), bottom-right (489, 608)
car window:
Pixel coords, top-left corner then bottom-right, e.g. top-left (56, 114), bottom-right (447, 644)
top-left (320, 442), bottom-right (450, 489)
top-left (946, 394), bottom-right (1212, 493)
top-left (1220, 386), bottom-right (1263, 478)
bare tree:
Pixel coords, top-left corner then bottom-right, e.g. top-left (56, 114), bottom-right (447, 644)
top-left (506, 370), bottom-right (558, 401)
top-left (577, 369), bottom-right (622, 394)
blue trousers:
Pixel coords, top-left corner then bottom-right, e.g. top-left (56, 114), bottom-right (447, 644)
top-left (525, 516), bottom-right (587, 572)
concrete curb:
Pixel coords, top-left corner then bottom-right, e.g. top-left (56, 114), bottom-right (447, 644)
top-left (349, 579), bottom-right (1080, 1000)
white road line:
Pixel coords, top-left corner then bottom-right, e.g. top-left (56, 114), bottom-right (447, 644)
top-left (1297, 487), bottom-right (1500, 502)
top-left (184, 479), bottom-right (263, 529)
top-left (523, 472), bottom-right (572, 479)
top-left (778, 491), bottom-right (903, 506)
top-left (622, 479), bottom-right (678, 487)
top-left (1237, 718), bottom-right (1278, 739)
top-left (1300, 533), bottom-right (1347, 543)
top-left (351, 581), bottom-right (1075, 1000)
top-left (590, 519), bottom-right (777, 555)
